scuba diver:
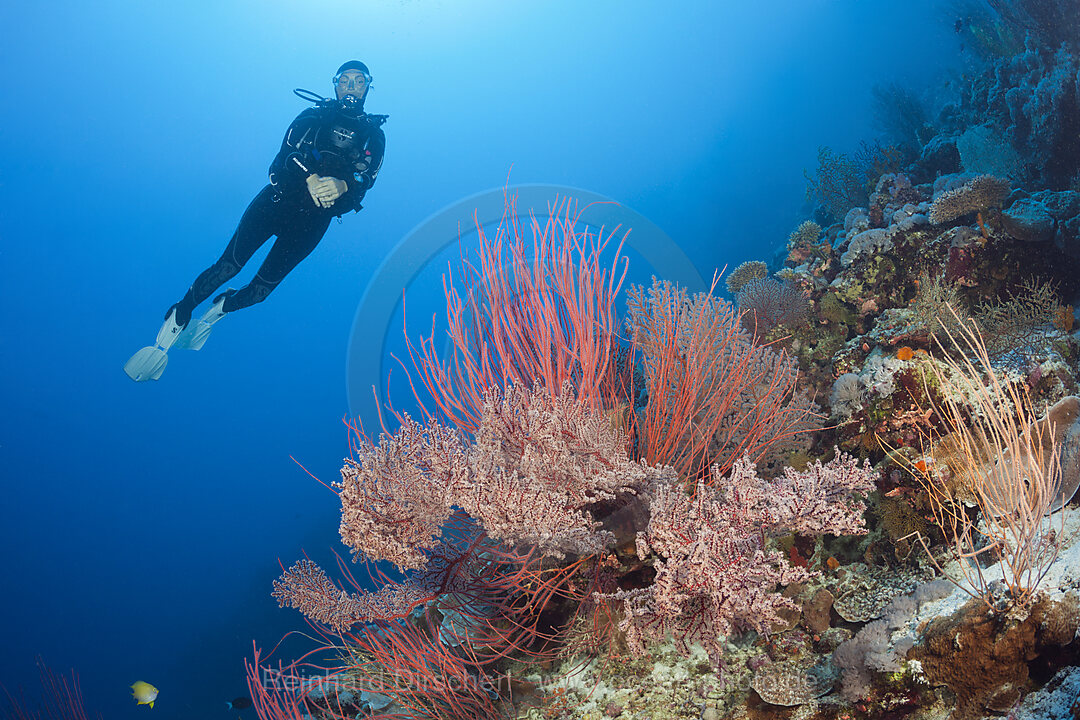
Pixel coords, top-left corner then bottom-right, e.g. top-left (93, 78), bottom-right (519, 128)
top-left (124, 60), bottom-right (387, 382)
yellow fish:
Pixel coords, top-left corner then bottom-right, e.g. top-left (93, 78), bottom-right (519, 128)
top-left (130, 681), bottom-right (159, 708)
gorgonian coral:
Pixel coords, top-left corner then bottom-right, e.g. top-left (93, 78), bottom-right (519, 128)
top-left (335, 384), bottom-right (672, 573)
top-left (735, 277), bottom-right (811, 337)
top-left (598, 453), bottom-right (876, 662)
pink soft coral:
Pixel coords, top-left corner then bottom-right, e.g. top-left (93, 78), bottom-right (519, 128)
top-left (601, 452), bottom-right (876, 661)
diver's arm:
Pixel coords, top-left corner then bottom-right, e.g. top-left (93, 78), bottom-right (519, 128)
top-left (268, 108), bottom-right (324, 195)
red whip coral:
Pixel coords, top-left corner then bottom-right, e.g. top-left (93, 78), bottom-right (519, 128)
top-left (406, 192), bottom-right (631, 435)
top-left (626, 277), bottom-right (818, 483)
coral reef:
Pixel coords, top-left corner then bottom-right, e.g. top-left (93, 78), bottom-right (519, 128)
top-left (941, 39), bottom-right (1080, 189)
top-left (253, 26), bottom-right (1080, 720)
top-left (805, 143), bottom-right (905, 223)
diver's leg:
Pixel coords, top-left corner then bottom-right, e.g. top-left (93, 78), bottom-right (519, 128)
top-left (167, 186), bottom-right (280, 327)
top-left (218, 212), bottom-right (332, 312)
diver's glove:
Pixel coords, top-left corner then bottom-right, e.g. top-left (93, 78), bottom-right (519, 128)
top-left (305, 174), bottom-right (348, 208)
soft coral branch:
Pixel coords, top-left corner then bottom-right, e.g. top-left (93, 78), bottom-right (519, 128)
top-left (403, 190), bottom-right (631, 434)
top-left (603, 452), bottom-right (875, 661)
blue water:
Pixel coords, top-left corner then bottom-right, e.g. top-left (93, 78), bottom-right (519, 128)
top-left (0, 1), bottom-right (958, 717)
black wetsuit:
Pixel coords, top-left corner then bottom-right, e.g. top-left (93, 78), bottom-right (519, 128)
top-left (169, 100), bottom-right (386, 326)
